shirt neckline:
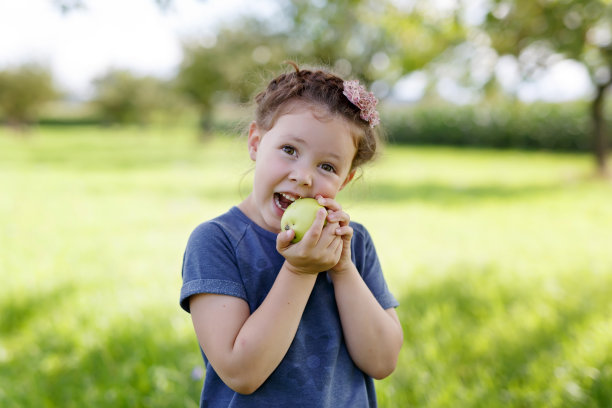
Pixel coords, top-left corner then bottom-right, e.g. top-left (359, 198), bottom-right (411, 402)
top-left (230, 206), bottom-right (278, 240)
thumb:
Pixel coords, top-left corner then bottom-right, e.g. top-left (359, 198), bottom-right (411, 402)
top-left (276, 228), bottom-right (295, 250)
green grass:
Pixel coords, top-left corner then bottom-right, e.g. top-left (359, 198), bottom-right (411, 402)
top-left (1, 126), bottom-right (611, 407)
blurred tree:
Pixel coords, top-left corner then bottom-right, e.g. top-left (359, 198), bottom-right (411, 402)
top-left (92, 69), bottom-right (185, 125)
top-left (176, 0), bottom-right (411, 137)
top-left (177, 20), bottom-right (286, 138)
top-left (0, 63), bottom-right (59, 128)
top-left (53, 0), bottom-right (85, 14)
top-left (378, 1), bottom-right (467, 73)
top-left (481, 0), bottom-right (612, 176)
top-left (279, 0), bottom-right (393, 84)
top-left (52, 0), bottom-right (174, 13)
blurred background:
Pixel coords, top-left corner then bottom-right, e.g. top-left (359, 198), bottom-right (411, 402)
top-left (1, 0), bottom-right (611, 165)
top-left (1, 0), bottom-right (612, 407)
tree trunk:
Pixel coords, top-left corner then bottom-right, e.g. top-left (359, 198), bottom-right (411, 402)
top-left (591, 82), bottom-right (611, 177)
top-left (198, 110), bottom-right (214, 143)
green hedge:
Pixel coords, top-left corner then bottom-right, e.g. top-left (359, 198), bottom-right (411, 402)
top-left (381, 102), bottom-right (608, 152)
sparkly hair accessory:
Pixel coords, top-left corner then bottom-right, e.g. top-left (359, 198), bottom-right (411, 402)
top-left (342, 80), bottom-right (380, 128)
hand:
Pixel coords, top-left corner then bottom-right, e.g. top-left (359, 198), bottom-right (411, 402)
top-left (276, 207), bottom-right (343, 275)
top-left (315, 196), bottom-right (354, 275)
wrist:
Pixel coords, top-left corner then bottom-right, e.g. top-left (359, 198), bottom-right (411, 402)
top-left (329, 262), bottom-right (357, 280)
top-left (283, 261), bottom-right (321, 278)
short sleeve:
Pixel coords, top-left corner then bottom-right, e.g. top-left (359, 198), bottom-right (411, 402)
top-left (180, 221), bottom-right (247, 313)
top-left (351, 223), bottom-right (399, 310)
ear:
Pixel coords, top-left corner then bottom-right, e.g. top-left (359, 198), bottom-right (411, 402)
top-left (247, 121), bottom-right (262, 161)
top-left (339, 169), bottom-right (357, 191)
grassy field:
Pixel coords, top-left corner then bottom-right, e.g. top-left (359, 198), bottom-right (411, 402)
top-left (1, 126), bottom-right (611, 407)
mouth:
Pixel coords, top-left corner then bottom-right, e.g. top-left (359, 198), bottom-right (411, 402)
top-left (274, 192), bottom-right (301, 212)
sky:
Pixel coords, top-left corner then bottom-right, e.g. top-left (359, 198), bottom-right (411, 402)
top-left (0, 0), bottom-right (278, 98)
top-left (0, 0), bottom-right (594, 103)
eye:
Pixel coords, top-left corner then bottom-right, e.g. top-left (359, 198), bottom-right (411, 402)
top-left (320, 163), bottom-right (336, 173)
top-left (281, 145), bottom-right (296, 156)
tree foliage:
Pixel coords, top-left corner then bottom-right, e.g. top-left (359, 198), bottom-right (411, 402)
top-left (45, 0), bottom-right (612, 175)
top-left (177, 19), bottom-right (292, 135)
top-left (481, 0), bottom-right (612, 175)
top-left (176, 0), bottom-right (405, 135)
top-left (91, 69), bottom-right (184, 125)
top-left (484, 0), bottom-right (611, 68)
top-left (279, 0), bottom-right (392, 83)
top-left (0, 63), bottom-right (58, 126)
top-left (379, 1), bottom-right (467, 73)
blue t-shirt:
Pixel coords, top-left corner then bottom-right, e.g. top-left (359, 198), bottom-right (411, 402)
top-left (180, 206), bottom-right (398, 408)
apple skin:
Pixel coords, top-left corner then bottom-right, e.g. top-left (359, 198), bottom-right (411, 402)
top-left (280, 198), bottom-right (326, 243)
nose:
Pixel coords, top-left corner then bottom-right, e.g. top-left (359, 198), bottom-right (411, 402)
top-left (289, 163), bottom-right (313, 187)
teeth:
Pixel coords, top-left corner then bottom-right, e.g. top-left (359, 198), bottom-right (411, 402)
top-left (274, 195), bottom-right (282, 210)
top-left (280, 193), bottom-right (298, 201)
top-left (275, 193), bottom-right (300, 211)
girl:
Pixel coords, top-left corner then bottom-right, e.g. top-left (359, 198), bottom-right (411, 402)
top-left (180, 62), bottom-right (403, 407)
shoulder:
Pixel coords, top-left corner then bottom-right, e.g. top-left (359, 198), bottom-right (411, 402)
top-left (187, 208), bottom-right (250, 250)
top-left (348, 220), bottom-right (382, 272)
top-left (349, 220), bottom-right (369, 237)
top-left (349, 220), bottom-right (375, 248)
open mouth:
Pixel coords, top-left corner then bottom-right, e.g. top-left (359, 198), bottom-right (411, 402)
top-left (274, 192), bottom-right (300, 211)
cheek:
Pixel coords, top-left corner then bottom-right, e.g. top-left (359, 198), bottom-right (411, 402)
top-left (317, 179), bottom-right (344, 198)
top-left (255, 156), bottom-right (286, 182)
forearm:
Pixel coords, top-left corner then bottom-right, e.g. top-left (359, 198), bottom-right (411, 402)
top-left (224, 264), bottom-right (317, 393)
top-left (331, 265), bottom-right (403, 379)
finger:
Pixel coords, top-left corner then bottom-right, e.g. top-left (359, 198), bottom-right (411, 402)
top-left (335, 225), bottom-right (354, 238)
top-left (276, 229), bottom-right (295, 251)
top-left (332, 236), bottom-right (344, 259)
top-left (323, 234), bottom-right (342, 258)
top-left (317, 221), bottom-right (340, 248)
top-left (316, 195), bottom-right (342, 212)
top-left (301, 208), bottom-right (327, 244)
top-left (327, 209), bottom-right (350, 227)
top-left (321, 218), bottom-right (339, 233)
top-left (329, 234), bottom-right (343, 251)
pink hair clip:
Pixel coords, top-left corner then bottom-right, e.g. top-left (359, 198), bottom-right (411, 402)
top-left (342, 80), bottom-right (380, 128)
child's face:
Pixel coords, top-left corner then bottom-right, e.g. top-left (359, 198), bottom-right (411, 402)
top-left (243, 105), bottom-right (357, 233)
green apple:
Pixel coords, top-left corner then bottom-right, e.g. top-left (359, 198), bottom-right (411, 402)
top-left (281, 198), bottom-right (326, 243)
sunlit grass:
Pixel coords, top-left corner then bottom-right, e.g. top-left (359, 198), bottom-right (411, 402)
top-left (1, 126), bottom-right (611, 407)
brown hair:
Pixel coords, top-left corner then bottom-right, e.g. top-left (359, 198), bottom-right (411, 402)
top-left (253, 61), bottom-right (383, 170)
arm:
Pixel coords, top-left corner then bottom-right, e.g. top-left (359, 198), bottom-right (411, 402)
top-left (319, 196), bottom-right (403, 379)
top-left (329, 265), bottom-right (403, 379)
top-left (189, 209), bottom-right (343, 394)
top-left (190, 265), bottom-right (317, 395)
